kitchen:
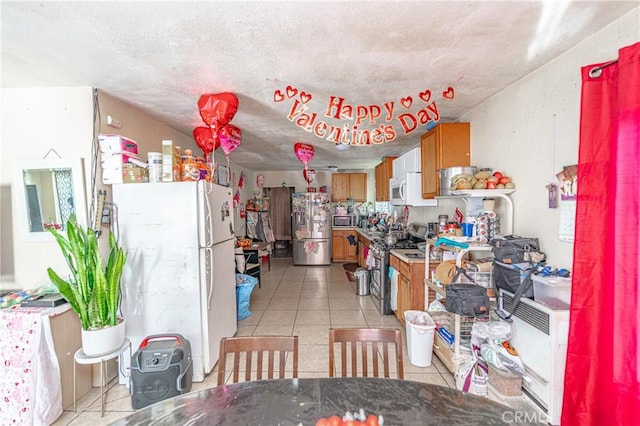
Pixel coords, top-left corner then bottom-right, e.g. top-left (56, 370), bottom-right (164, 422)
top-left (0, 2), bottom-right (638, 425)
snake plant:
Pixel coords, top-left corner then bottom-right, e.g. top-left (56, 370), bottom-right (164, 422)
top-left (47, 215), bottom-right (127, 331)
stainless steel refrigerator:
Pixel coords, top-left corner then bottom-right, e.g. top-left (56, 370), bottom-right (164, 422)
top-left (292, 192), bottom-right (331, 265)
top-left (112, 181), bottom-right (237, 382)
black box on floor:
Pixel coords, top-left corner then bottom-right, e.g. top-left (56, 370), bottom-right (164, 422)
top-left (130, 334), bottom-right (193, 409)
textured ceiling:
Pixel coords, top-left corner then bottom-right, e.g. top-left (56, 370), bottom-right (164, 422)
top-left (1, 1), bottom-right (637, 171)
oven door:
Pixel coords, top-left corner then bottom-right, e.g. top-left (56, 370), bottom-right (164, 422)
top-left (369, 247), bottom-right (391, 314)
top-left (370, 254), bottom-right (382, 301)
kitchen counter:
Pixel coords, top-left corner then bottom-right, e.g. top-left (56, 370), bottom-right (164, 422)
top-left (355, 228), bottom-right (386, 241)
top-left (390, 248), bottom-right (426, 263)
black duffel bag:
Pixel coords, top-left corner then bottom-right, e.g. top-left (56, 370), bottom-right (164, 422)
top-left (491, 236), bottom-right (544, 321)
top-left (492, 235), bottom-right (545, 264)
top-left (493, 261), bottom-right (535, 297)
top-left (445, 283), bottom-right (490, 318)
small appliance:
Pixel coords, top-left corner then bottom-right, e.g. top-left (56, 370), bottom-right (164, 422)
top-left (130, 334), bottom-right (193, 409)
top-left (332, 214), bottom-right (357, 228)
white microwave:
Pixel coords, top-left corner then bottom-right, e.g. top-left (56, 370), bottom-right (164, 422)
top-left (389, 173), bottom-right (438, 207)
top-left (332, 214), bottom-right (357, 228)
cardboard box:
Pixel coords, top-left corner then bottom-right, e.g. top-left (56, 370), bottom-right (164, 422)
top-left (98, 134), bottom-right (138, 155)
top-left (122, 164), bottom-right (149, 183)
top-left (100, 152), bottom-right (142, 168)
top-left (101, 154), bottom-right (148, 184)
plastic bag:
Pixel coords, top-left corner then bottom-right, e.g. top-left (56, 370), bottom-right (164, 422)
top-left (455, 358), bottom-right (488, 396)
top-left (235, 274), bottom-right (258, 320)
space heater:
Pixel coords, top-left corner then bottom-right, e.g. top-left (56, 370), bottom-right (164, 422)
top-left (500, 291), bottom-right (569, 425)
top-left (130, 333), bottom-right (193, 409)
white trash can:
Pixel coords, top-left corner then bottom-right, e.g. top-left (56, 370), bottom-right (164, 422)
top-left (404, 310), bottom-right (436, 367)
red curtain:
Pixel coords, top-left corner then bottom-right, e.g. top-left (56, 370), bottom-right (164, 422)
top-left (562, 42), bottom-right (640, 425)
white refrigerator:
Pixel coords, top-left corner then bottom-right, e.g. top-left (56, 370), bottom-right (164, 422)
top-left (113, 181), bottom-right (237, 382)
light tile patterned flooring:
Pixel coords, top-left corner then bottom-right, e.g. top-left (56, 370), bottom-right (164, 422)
top-left (54, 258), bottom-right (537, 425)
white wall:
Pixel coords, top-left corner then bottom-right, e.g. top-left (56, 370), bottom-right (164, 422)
top-left (1, 87), bottom-right (94, 288)
top-left (0, 88), bottom-right (201, 289)
top-left (463, 8), bottom-right (639, 268)
top-left (392, 9), bottom-right (638, 269)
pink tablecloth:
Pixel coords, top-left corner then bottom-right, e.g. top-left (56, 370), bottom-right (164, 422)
top-left (0, 305), bottom-right (66, 425)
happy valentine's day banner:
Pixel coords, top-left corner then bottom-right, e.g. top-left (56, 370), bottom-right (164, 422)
top-left (273, 85), bottom-right (455, 146)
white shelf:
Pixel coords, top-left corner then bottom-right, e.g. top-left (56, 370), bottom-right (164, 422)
top-left (449, 189), bottom-right (515, 197)
top-left (438, 190), bottom-right (514, 235)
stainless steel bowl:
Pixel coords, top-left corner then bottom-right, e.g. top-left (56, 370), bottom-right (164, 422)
top-left (438, 166), bottom-right (478, 195)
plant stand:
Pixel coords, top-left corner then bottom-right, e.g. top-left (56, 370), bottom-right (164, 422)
top-left (73, 338), bottom-right (131, 416)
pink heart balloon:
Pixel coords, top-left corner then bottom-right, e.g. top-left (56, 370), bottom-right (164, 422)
top-left (294, 142), bottom-right (314, 167)
top-left (218, 124), bottom-right (242, 156)
top-left (303, 168), bottom-right (316, 184)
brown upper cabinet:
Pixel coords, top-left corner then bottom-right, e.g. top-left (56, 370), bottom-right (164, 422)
top-left (420, 123), bottom-right (470, 199)
top-left (374, 157), bottom-right (396, 202)
top-left (331, 173), bottom-right (367, 202)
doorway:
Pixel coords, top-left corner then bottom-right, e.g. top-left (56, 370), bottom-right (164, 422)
top-left (264, 186), bottom-right (294, 258)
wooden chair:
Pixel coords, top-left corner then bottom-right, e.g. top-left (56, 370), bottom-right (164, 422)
top-left (217, 336), bottom-right (298, 385)
top-left (328, 328), bottom-right (404, 379)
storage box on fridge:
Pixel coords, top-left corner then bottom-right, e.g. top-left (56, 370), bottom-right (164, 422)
top-left (98, 134), bottom-right (139, 155)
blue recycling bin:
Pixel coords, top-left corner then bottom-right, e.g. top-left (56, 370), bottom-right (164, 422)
top-left (235, 274), bottom-right (258, 320)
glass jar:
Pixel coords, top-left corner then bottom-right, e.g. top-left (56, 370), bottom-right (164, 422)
top-left (438, 214), bottom-right (448, 234)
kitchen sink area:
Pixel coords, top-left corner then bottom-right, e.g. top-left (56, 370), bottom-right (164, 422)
top-left (389, 248), bottom-right (426, 262)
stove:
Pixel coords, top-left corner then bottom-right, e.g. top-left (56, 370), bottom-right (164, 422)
top-left (368, 223), bottom-right (428, 315)
top-left (370, 237), bottom-right (420, 252)
top-left (392, 239), bottom-right (421, 249)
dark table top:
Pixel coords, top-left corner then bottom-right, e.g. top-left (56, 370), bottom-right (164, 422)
top-left (113, 377), bottom-right (535, 425)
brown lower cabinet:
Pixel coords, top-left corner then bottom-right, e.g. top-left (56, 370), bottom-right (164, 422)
top-left (356, 232), bottom-right (372, 267)
top-left (389, 254), bottom-right (425, 325)
top-left (332, 229), bottom-right (357, 262)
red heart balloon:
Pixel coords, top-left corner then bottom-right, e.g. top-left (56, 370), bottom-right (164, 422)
top-left (198, 92), bottom-right (239, 126)
top-left (193, 127), bottom-right (219, 155)
top-left (303, 168), bottom-right (316, 184)
top-left (218, 124), bottom-right (242, 156)
top-left (294, 142), bottom-right (315, 167)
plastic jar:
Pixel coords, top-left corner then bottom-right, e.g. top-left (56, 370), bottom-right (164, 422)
top-left (181, 149), bottom-right (199, 181)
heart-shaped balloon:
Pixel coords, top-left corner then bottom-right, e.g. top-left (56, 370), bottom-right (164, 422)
top-left (303, 168), bottom-right (316, 184)
top-left (198, 92), bottom-right (239, 127)
top-left (294, 142), bottom-right (315, 168)
top-left (193, 127), bottom-right (219, 158)
top-left (218, 124), bottom-right (242, 156)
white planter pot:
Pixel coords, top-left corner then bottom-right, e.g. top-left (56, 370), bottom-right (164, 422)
top-left (81, 319), bottom-right (126, 356)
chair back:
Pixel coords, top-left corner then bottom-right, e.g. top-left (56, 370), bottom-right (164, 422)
top-left (217, 336), bottom-right (298, 385)
top-left (329, 328), bottom-right (404, 379)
